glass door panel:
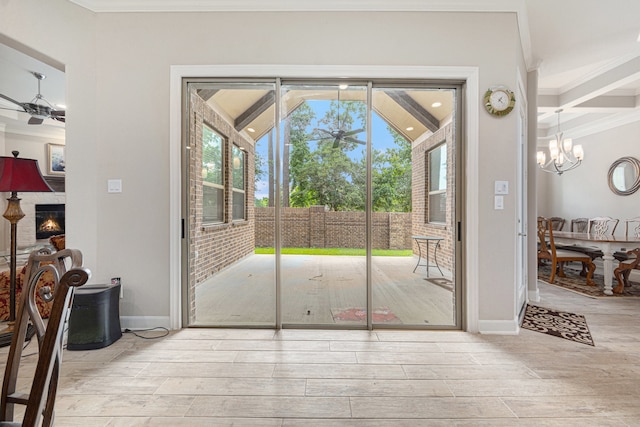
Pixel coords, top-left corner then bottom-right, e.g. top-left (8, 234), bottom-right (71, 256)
top-left (371, 87), bottom-right (457, 327)
top-left (187, 81), bottom-right (276, 327)
top-left (279, 83), bottom-right (368, 326)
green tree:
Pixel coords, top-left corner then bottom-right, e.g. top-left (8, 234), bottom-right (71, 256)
top-left (372, 127), bottom-right (412, 212)
top-left (290, 100), bottom-right (366, 211)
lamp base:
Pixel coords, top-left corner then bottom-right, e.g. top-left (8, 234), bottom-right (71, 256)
top-left (0, 323), bottom-right (36, 347)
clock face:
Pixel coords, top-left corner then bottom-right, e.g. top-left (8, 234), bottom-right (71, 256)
top-left (484, 87), bottom-right (515, 116)
top-left (489, 90), bottom-right (510, 111)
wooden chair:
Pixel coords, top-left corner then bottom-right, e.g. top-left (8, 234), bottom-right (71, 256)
top-left (613, 248), bottom-right (640, 293)
top-left (587, 216), bottom-right (619, 235)
top-left (571, 217), bottom-right (589, 232)
top-left (612, 217), bottom-right (640, 291)
top-left (537, 217), bottom-right (595, 286)
top-left (549, 216), bottom-right (565, 231)
top-left (0, 248), bottom-right (90, 427)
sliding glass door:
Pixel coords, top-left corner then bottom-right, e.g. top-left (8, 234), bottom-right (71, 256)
top-left (184, 78), bottom-right (462, 329)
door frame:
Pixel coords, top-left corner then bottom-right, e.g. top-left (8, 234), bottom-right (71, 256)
top-left (169, 64), bottom-right (480, 332)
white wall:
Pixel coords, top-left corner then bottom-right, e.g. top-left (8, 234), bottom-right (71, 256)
top-left (1, 1), bottom-right (527, 332)
top-left (537, 120), bottom-right (640, 234)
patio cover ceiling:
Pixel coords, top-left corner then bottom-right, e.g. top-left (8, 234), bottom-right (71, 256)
top-left (196, 86), bottom-right (454, 143)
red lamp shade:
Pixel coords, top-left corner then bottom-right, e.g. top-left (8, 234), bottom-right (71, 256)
top-left (0, 152), bottom-right (52, 193)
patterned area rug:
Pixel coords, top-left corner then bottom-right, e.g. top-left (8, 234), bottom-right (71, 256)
top-left (332, 307), bottom-right (400, 323)
top-left (538, 263), bottom-right (640, 298)
top-left (521, 304), bottom-right (594, 346)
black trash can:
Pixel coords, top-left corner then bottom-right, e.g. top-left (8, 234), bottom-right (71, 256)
top-left (67, 284), bottom-right (122, 350)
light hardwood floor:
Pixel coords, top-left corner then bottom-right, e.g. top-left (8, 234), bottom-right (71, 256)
top-left (3, 280), bottom-right (640, 425)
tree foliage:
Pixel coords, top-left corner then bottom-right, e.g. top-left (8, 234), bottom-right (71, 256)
top-left (255, 99), bottom-right (412, 212)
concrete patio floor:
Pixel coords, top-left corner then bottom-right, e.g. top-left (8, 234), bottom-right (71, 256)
top-left (193, 254), bottom-right (456, 329)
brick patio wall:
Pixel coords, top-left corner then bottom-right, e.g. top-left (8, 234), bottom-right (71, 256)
top-left (411, 123), bottom-right (455, 271)
top-left (188, 91), bottom-right (255, 320)
top-left (255, 206), bottom-right (411, 250)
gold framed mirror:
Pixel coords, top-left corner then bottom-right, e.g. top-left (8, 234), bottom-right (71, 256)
top-left (608, 156), bottom-right (640, 196)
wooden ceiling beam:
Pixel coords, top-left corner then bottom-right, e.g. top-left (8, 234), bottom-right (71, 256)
top-left (196, 89), bottom-right (219, 102)
top-left (235, 90), bottom-right (275, 131)
top-left (386, 91), bottom-right (439, 133)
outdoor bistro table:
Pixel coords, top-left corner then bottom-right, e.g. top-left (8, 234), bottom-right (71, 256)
top-left (551, 231), bottom-right (640, 295)
top-left (412, 235), bottom-right (444, 277)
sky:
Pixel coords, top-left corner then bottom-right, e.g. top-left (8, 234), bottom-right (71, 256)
top-left (253, 100), bottom-right (401, 201)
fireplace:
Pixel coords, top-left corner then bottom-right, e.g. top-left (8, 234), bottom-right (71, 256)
top-left (35, 204), bottom-right (65, 239)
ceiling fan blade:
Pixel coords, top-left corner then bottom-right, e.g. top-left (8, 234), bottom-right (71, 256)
top-left (28, 117), bottom-right (44, 125)
top-left (0, 93), bottom-right (26, 110)
top-left (343, 128), bottom-right (364, 136)
top-left (343, 136), bottom-right (366, 145)
top-left (315, 128), bottom-right (335, 137)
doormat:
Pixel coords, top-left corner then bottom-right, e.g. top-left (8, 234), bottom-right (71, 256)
top-left (521, 304), bottom-right (594, 346)
top-left (332, 307), bottom-right (400, 323)
top-left (538, 264), bottom-right (640, 298)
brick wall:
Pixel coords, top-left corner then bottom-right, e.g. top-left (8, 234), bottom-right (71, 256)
top-left (188, 91), bottom-right (255, 320)
top-left (411, 123), bottom-right (455, 271)
top-left (255, 206), bottom-right (412, 250)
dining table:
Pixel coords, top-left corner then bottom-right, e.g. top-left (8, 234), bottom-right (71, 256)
top-left (551, 231), bottom-right (640, 295)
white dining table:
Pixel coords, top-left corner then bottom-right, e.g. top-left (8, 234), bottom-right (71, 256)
top-left (551, 231), bottom-right (640, 295)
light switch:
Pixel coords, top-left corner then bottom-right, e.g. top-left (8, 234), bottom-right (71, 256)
top-left (494, 195), bottom-right (504, 210)
top-left (107, 179), bottom-right (122, 193)
top-left (494, 180), bottom-right (509, 194)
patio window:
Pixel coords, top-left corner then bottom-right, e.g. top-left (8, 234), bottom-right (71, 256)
top-left (202, 125), bottom-right (224, 223)
top-left (232, 144), bottom-right (246, 221)
top-left (427, 142), bottom-right (447, 223)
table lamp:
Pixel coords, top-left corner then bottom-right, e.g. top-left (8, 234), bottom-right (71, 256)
top-left (0, 151), bottom-right (52, 346)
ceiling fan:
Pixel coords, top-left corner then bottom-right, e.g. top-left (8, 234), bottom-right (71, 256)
top-left (0, 72), bottom-right (65, 125)
top-left (312, 88), bottom-right (365, 149)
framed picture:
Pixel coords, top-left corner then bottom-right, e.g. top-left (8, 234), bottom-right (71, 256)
top-left (47, 144), bottom-right (65, 176)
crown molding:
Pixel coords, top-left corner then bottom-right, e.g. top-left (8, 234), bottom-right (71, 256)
top-left (69, 0), bottom-right (521, 13)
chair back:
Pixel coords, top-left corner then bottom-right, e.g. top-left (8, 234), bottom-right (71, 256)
top-left (537, 217), bottom-right (553, 262)
top-left (571, 217), bottom-right (588, 232)
top-left (624, 217), bottom-right (640, 238)
top-left (587, 216), bottom-right (619, 235)
top-left (549, 217), bottom-right (565, 231)
top-left (0, 248), bottom-right (90, 427)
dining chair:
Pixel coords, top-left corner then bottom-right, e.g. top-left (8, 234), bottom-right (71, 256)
top-left (570, 217), bottom-right (589, 232)
top-left (587, 216), bottom-right (619, 235)
top-left (549, 216), bottom-right (565, 231)
top-left (612, 217), bottom-right (640, 291)
top-left (537, 217), bottom-right (595, 286)
top-left (613, 248), bottom-right (640, 293)
top-left (0, 248), bottom-right (90, 427)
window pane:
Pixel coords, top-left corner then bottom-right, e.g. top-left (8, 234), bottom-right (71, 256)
top-left (233, 190), bottom-right (245, 220)
top-left (232, 145), bottom-right (245, 190)
top-left (203, 185), bottom-right (224, 222)
top-left (429, 144), bottom-right (446, 191)
top-left (428, 192), bottom-right (446, 223)
top-left (203, 126), bottom-right (223, 185)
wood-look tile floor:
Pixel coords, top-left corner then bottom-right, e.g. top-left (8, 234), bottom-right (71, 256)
top-left (4, 280), bottom-right (640, 426)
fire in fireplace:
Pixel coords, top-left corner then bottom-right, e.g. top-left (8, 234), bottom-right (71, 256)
top-left (35, 204), bottom-right (65, 239)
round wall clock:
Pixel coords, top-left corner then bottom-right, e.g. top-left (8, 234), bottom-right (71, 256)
top-left (484, 87), bottom-right (516, 117)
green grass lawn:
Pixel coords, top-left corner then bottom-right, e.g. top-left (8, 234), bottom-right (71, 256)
top-left (254, 247), bottom-right (412, 256)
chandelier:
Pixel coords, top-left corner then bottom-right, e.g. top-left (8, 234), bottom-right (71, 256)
top-left (536, 109), bottom-right (584, 175)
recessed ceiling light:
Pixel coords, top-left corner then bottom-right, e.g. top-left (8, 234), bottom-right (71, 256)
top-left (339, 84), bottom-right (349, 90)
top-left (247, 128), bottom-right (255, 133)
top-left (431, 102), bottom-right (442, 108)
top-left (406, 126), bottom-right (414, 131)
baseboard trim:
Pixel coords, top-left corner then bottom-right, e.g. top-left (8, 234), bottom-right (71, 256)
top-left (119, 316), bottom-right (171, 331)
top-left (478, 319), bottom-right (520, 335)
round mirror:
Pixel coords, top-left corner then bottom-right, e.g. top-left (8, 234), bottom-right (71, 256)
top-left (608, 156), bottom-right (640, 196)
